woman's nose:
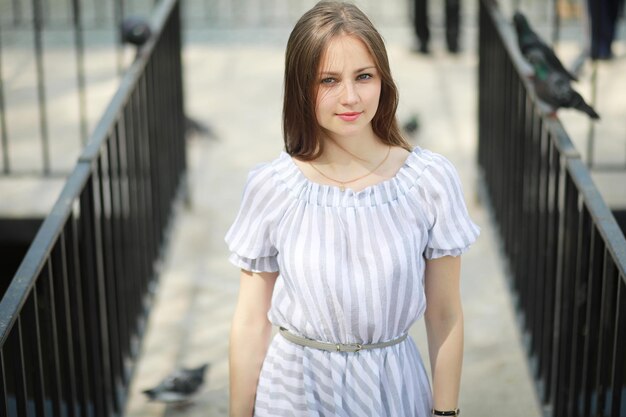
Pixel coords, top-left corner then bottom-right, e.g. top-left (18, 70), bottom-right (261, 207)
top-left (340, 81), bottom-right (359, 105)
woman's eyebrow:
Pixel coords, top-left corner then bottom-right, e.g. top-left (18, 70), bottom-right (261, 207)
top-left (319, 66), bottom-right (377, 76)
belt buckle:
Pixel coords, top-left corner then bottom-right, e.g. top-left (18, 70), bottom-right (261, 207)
top-left (338, 343), bottom-right (362, 353)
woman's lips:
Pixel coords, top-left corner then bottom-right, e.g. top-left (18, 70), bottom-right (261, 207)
top-left (337, 112), bottom-right (362, 122)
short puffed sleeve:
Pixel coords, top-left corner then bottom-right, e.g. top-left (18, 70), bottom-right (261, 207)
top-left (421, 154), bottom-right (480, 259)
top-left (224, 164), bottom-right (281, 273)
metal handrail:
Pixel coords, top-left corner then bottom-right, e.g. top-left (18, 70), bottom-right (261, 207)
top-left (478, 1), bottom-right (626, 416)
top-left (0, 0), bottom-right (186, 414)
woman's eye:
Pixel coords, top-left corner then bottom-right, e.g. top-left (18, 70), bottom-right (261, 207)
top-left (357, 73), bottom-right (373, 80)
top-left (321, 77), bottom-right (336, 84)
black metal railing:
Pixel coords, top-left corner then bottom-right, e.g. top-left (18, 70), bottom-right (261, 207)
top-left (0, 0), bottom-right (185, 414)
top-left (478, 2), bottom-right (626, 417)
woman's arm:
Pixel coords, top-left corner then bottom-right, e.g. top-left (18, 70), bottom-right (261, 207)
top-left (229, 269), bottom-right (278, 417)
top-left (424, 255), bottom-right (464, 414)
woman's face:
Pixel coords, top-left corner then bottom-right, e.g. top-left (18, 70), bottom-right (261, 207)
top-left (315, 34), bottom-right (382, 142)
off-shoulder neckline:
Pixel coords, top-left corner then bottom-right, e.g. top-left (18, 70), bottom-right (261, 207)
top-left (268, 147), bottom-right (433, 207)
top-left (282, 147), bottom-right (418, 194)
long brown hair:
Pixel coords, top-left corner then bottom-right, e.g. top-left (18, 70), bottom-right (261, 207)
top-left (283, 1), bottom-right (411, 160)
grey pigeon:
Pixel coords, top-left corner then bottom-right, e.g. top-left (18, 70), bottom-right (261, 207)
top-left (513, 11), bottom-right (578, 82)
top-left (402, 114), bottom-right (420, 137)
top-left (121, 16), bottom-right (152, 47)
top-left (527, 50), bottom-right (599, 120)
top-left (185, 116), bottom-right (218, 140)
top-left (143, 363), bottom-right (209, 403)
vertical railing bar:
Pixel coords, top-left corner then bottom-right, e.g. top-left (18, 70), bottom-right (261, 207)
top-left (133, 73), bottom-right (149, 297)
top-left (579, 224), bottom-right (604, 417)
top-left (39, 258), bottom-right (65, 416)
top-left (521, 63), bottom-right (531, 329)
top-left (134, 77), bottom-right (150, 297)
top-left (515, 65), bottom-right (523, 316)
top-left (556, 172), bottom-right (580, 415)
top-left (163, 10), bottom-right (174, 222)
top-left (177, 7), bottom-right (187, 196)
top-left (525, 77), bottom-right (535, 339)
top-left (167, 7), bottom-right (179, 212)
top-left (566, 204), bottom-right (592, 417)
top-left (595, 252), bottom-right (618, 415)
top-left (22, 290), bottom-right (47, 416)
top-left (160, 22), bottom-right (173, 242)
top-left (533, 122), bottom-right (549, 373)
top-left (123, 98), bottom-right (142, 350)
top-left (52, 231), bottom-right (80, 417)
top-left (98, 139), bottom-right (124, 413)
top-left (71, 0), bottom-right (89, 145)
top-left (116, 111), bottom-right (137, 366)
top-left (546, 147), bottom-right (566, 407)
top-left (526, 123), bottom-right (553, 401)
top-left (126, 88), bottom-right (145, 316)
top-left (78, 178), bottom-right (108, 417)
top-left (153, 46), bottom-right (167, 256)
top-left (514, 80), bottom-right (524, 317)
top-left (65, 209), bottom-right (94, 417)
top-left (137, 76), bottom-right (155, 300)
top-left (532, 113), bottom-right (543, 388)
top-left (145, 56), bottom-right (161, 268)
top-left (166, 0), bottom-right (179, 233)
top-left (32, 0), bottom-right (51, 175)
top-left (8, 318), bottom-right (28, 415)
top-left (503, 52), bottom-right (512, 262)
top-left (0, 27), bottom-right (10, 174)
top-left (522, 87), bottom-right (532, 347)
top-left (0, 349), bottom-right (8, 416)
top-left (108, 121), bottom-right (130, 385)
top-left (609, 278), bottom-right (625, 416)
top-left (550, 165), bottom-right (567, 411)
top-left (93, 157), bottom-right (117, 415)
top-left (174, 1), bottom-right (187, 192)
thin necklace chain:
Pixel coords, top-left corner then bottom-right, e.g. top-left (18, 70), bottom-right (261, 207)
top-left (308, 146), bottom-right (391, 191)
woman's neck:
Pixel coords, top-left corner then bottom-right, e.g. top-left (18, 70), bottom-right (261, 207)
top-left (318, 132), bottom-right (386, 166)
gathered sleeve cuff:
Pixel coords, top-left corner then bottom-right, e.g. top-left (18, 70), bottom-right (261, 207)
top-left (421, 154), bottom-right (480, 260)
top-left (224, 164), bottom-right (282, 273)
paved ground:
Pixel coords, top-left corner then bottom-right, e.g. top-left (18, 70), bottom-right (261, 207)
top-left (123, 25), bottom-right (544, 417)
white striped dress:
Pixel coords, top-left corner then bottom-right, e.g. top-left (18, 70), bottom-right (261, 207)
top-left (225, 146), bottom-right (480, 416)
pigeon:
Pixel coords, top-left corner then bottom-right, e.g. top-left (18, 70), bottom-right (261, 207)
top-left (526, 50), bottom-right (599, 120)
top-left (185, 116), bottom-right (218, 140)
top-left (513, 11), bottom-right (578, 82)
top-left (120, 16), bottom-right (152, 47)
top-left (143, 363), bottom-right (209, 404)
top-left (402, 113), bottom-right (420, 137)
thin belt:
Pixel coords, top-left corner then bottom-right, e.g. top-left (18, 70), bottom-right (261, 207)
top-left (279, 327), bottom-right (408, 353)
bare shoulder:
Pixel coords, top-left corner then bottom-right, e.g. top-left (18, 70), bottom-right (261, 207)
top-left (390, 145), bottom-right (411, 163)
top-left (380, 145), bottom-right (411, 177)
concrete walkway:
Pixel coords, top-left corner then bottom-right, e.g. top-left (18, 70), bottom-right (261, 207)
top-left (123, 26), bottom-right (543, 417)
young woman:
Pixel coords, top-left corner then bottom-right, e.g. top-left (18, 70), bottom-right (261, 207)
top-left (226, 2), bottom-right (479, 416)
